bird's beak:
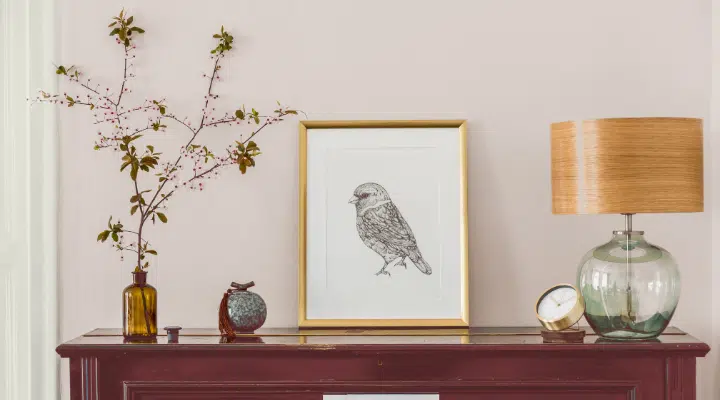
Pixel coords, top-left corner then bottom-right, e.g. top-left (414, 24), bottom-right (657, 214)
top-left (348, 195), bottom-right (359, 204)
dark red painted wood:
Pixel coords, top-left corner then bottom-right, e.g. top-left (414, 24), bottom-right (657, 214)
top-left (57, 328), bottom-right (709, 400)
top-left (69, 358), bottom-right (82, 400)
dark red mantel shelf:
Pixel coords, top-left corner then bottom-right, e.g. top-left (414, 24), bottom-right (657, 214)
top-left (57, 326), bottom-right (709, 400)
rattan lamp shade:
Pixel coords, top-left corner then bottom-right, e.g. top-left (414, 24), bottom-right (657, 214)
top-left (551, 117), bottom-right (703, 215)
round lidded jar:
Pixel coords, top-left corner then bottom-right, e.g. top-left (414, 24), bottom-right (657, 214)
top-left (226, 281), bottom-right (267, 333)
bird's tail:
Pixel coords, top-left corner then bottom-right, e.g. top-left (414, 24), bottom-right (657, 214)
top-left (408, 249), bottom-right (432, 275)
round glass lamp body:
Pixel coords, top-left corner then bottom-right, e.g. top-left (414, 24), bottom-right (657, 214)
top-left (577, 231), bottom-right (680, 340)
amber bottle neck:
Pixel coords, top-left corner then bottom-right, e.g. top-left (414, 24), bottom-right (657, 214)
top-left (132, 271), bottom-right (147, 286)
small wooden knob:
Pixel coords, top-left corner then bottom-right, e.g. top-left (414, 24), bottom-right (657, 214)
top-left (164, 326), bottom-right (182, 343)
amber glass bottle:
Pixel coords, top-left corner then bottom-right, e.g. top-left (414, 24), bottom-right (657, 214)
top-left (122, 270), bottom-right (157, 339)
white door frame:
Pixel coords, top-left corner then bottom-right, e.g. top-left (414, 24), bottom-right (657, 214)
top-left (0, 0), bottom-right (58, 398)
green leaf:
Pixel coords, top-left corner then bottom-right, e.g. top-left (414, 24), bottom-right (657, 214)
top-left (89, 104), bottom-right (95, 110)
top-left (112, 232), bottom-right (119, 242)
top-left (147, 145), bottom-right (154, 152)
top-left (130, 194), bottom-right (139, 203)
top-left (120, 161), bottom-right (131, 171)
top-left (285, 110), bottom-right (298, 115)
top-left (108, 21), bottom-right (117, 27)
top-left (130, 164), bottom-right (138, 181)
top-left (253, 115), bottom-right (260, 124)
top-left (235, 109), bottom-right (245, 120)
top-left (239, 162), bottom-right (247, 174)
top-left (55, 66), bottom-right (66, 75)
top-left (247, 141), bottom-right (257, 150)
top-left (159, 106), bottom-right (166, 115)
top-left (130, 205), bottom-right (139, 215)
top-left (213, 34), bottom-right (222, 38)
top-left (97, 230), bottom-right (110, 242)
top-left (126, 15), bottom-right (134, 25)
top-left (108, 217), bottom-right (113, 229)
top-left (146, 250), bottom-right (157, 255)
top-left (130, 27), bottom-right (145, 34)
top-left (109, 28), bottom-right (120, 36)
top-left (156, 212), bottom-right (167, 223)
top-left (94, 145), bottom-right (100, 150)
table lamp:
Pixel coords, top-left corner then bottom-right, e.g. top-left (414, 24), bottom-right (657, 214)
top-left (550, 117), bottom-right (703, 339)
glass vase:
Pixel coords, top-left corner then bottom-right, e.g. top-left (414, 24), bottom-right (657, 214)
top-left (122, 270), bottom-right (157, 339)
top-left (577, 231), bottom-right (680, 340)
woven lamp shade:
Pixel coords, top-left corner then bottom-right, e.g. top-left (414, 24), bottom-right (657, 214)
top-left (551, 117), bottom-right (703, 215)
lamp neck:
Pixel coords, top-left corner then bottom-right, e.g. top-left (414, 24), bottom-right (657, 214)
top-left (624, 213), bottom-right (634, 233)
top-left (613, 213), bottom-right (639, 236)
top-left (611, 231), bottom-right (647, 243)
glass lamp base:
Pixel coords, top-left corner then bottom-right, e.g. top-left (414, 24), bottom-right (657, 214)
top-left (577, 228), bottom-right (680, 341)
top-left (585, 313), bottom-right (672, 340)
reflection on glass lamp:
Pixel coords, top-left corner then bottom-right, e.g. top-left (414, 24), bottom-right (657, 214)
top-left (551, 117), bottom-right (703, 340)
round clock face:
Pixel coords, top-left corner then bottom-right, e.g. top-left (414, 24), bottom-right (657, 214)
top-left (537, 285), bottom-right (579, 322)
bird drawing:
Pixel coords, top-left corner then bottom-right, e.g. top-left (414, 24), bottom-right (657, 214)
top-left (349, 182), bottom-right (432, 277)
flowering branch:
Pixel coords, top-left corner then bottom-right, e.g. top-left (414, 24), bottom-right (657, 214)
top-left (32, 10), bottom-right (299, 273)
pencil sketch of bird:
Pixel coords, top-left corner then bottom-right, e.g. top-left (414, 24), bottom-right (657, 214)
top-left (349, 182), bottom-right (431, 277)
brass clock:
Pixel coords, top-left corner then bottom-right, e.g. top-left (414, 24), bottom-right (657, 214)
top-left (535, 284), bottom-right (585, 331)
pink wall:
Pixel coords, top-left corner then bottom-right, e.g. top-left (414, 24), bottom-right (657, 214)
top-left (57, 0), bottom-right (713, 398)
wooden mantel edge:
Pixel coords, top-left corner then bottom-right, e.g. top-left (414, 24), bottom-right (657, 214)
top-left (56, 342), bottom-right (711, 359)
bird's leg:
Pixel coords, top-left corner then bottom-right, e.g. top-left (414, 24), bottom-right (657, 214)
top-left (375, 261), bottom-right (391, 277)
top-left (394, 257), bottom-right (407, 269)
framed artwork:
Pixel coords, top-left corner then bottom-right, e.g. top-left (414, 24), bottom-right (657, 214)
top-left (298, 120), bottom-right (469, 328)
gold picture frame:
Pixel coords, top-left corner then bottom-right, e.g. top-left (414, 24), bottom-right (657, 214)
top-left (298, 120), bottom-right (469, 328)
